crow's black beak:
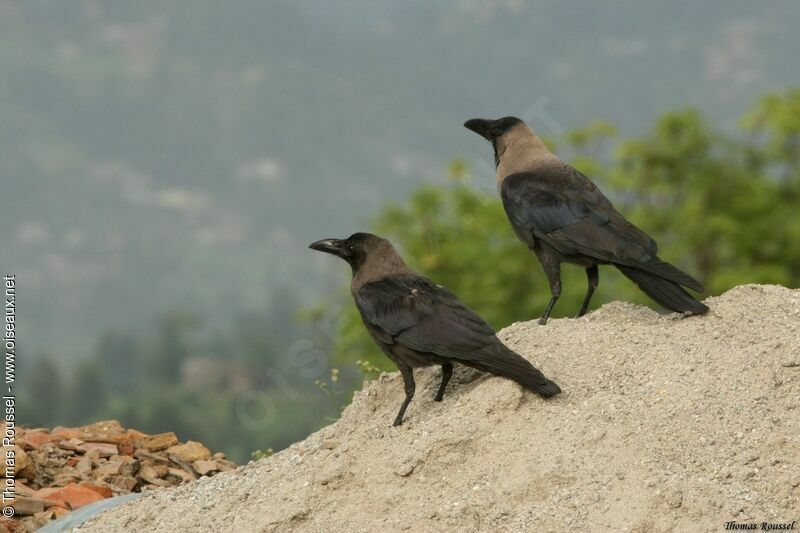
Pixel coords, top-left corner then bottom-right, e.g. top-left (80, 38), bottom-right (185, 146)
top-left (309, 238), bottom-right (345, 256)
top-left (464, 118), bottom-right (493, 140)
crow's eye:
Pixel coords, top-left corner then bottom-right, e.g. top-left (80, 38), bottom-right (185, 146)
top-left (491, 128), bottom-right (502, 137)
top-left (346, 245), bottom-right (355, 253)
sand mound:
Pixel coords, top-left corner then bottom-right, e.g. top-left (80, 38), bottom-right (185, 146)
top-left (77, 285), bottom-right (800, 532)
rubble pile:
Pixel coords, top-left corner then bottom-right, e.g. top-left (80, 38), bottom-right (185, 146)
top-left (2, 420), bottom-right (235, 532)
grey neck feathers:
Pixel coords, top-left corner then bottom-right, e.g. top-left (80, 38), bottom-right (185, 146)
top-left (495, 124), bottom-right (561, 190)
top-left (351, 242), bottom-right (412, 293)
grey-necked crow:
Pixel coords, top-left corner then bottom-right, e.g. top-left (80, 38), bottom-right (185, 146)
top-left (310, 233), bottom-right (560, 426)
top-left (464, 116), bottom-right (708, 324)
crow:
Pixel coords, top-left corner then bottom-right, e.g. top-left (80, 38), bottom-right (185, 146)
top-left (310, 232), bottom-right (560, 426)
top-left (464, 116), bottom-right (708, 324)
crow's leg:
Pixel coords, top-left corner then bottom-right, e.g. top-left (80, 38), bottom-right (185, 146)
top-left (433, 362), bottom-right (453, 402)
top-left (535, 248), bottom-right (562, 325)
top-left (576, 265), bottom-right (599, 317)
top-left (393, 363), bottom-right (416, 426)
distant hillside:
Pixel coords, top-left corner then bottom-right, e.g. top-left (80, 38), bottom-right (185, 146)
top-left (3, 1), bottom-right (800, 359)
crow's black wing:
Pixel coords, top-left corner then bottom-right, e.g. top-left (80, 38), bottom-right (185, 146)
top-left (355, 274), bottom-right (561, 396)
top-left (501, 165), bottom-right (704, 291)
top-left (501, 165), bottom-right (657, 265)
top-left (354, 275), bottom-right (498, 360)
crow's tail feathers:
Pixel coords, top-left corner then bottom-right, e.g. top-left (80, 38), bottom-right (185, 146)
top-left (511, 366), bottom-right (562, 397)
top-left (640, 257), bottom-right (705, 292)
top-left (617, 264), bottom-right (709, 315)
top-left (466, 346), bottom-right (561, 398)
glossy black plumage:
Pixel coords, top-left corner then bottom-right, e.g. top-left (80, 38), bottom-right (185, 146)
top-left (310, 233), bottom-right (560, 426)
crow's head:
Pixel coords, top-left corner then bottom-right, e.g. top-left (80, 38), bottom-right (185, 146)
top-left (463, 116), bottom-right (524, 142)
top-left (309, 232), bottom-right (393, 273)
top-left (464, 116), bottom-right (528, 166)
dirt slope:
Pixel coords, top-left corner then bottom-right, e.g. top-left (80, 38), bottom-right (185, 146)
top-left (77, 285), bottom-right (800, 532)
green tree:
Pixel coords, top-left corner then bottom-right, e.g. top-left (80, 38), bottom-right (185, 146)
top-left (145, 312), bottom-right (203, 383)
top-left (614, 104), bottom-right (800, 289)
top-left (741, 89), bottom-right (800, 280)
top-left (24, 355), bottom-right (63, 426)
top-left (96, 332), bottom-right (140, 395)
top-left (66, 361), bottom-right (108, 426)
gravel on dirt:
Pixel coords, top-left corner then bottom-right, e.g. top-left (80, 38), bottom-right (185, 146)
top-left (76, 284), bottom-right (800, 532)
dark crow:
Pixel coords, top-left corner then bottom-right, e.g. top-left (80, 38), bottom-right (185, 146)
top-left (310, 232), bottom-right (561, 426)
top-left (464, 116), bottom-right (708, 324)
